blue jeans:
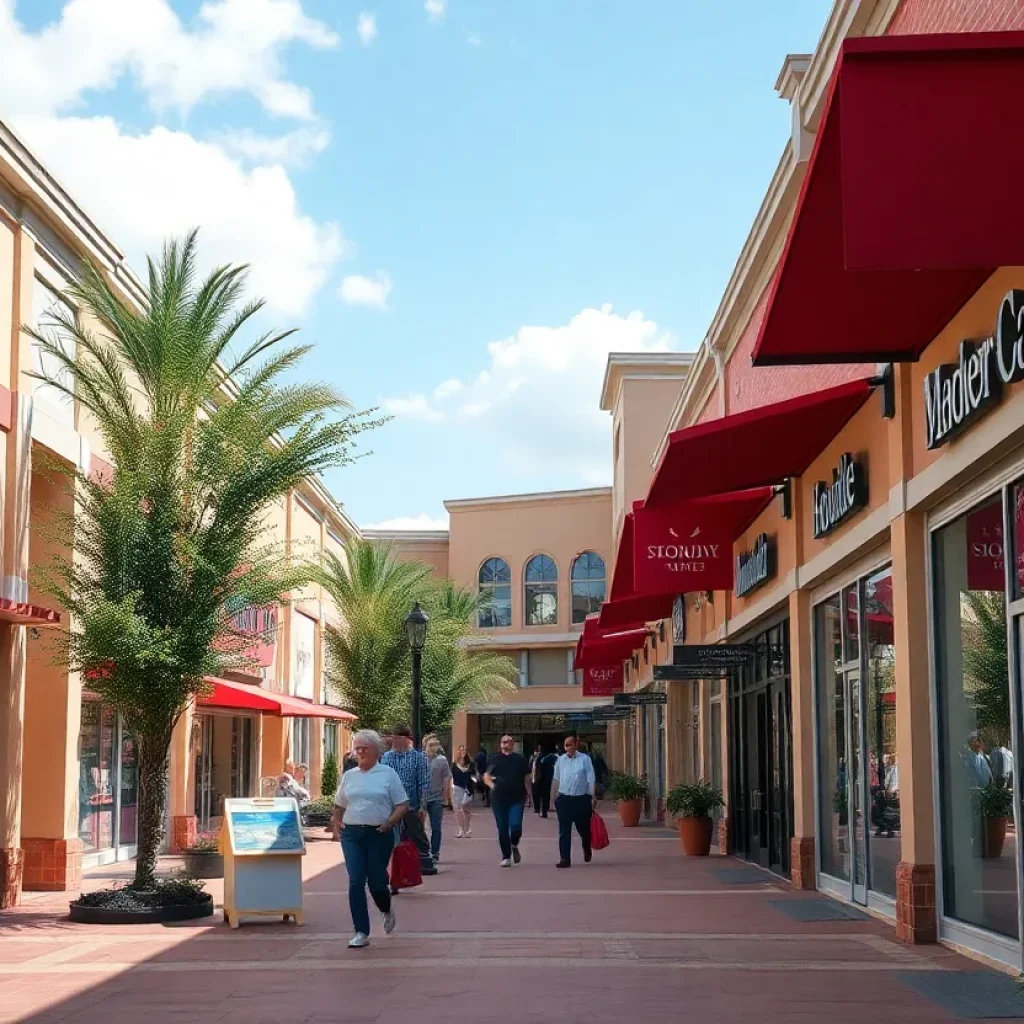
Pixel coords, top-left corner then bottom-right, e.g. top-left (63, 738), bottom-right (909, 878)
top-left (340, 825), bottom-right (394, 935)
top-left (426, 799), bottom-right (444, 858)
top-left (491, 798), bottom-right (525, 859)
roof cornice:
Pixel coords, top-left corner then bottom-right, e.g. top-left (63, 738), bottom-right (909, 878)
top-left (444, 486), bottom-right (611, 511)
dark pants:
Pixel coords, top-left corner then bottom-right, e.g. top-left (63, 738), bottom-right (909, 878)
top-left (401, 807), bottom-right (435, 871)
top-left (533, 778), bottom-right (551, 816)
top-left (556, 794), bottom-right (593, 863)
top-left (492, 798), bottom-right (525, 859)
top-left (425, 799), bottom-right (444, 858)
top-left (340, 825), bottom-right (393, 935)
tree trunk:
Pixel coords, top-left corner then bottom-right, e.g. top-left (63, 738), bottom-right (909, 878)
top-left (133, 729), bottom-right (171, 889)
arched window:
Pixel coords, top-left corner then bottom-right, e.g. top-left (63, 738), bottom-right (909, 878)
top-left (571, 551), bottom-right (606, 624)
top-left (524, 554), bottom-right (558, 626)
top-left (478, 557), bottom-right (512, 628)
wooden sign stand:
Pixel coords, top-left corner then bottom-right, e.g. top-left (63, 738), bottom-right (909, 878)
top-left (222, 797), bottom-right (307, 929)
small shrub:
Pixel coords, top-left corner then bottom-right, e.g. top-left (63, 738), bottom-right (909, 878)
top-left (185, 830), bottom-right (220, 854)
top-left (605, 772), bottom-right (648, 802)
top-left (321, 753), bottom-right (339, 798)
top-left (74, 877), bottom-right (209, 910)
top-left (976, 779), bottom-right (1014, 819)
top-left (666, 781), bottom-right (725, 819)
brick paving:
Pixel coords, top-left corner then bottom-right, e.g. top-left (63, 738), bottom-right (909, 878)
top-left (0, 806), bottom-right (1020, 1022)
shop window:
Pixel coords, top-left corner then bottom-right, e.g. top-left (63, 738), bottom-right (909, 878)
top-left (78, 701), bottom-right (116, 853)
top-left (816, 595), bottom-right (848, 883)
top-left (324, 721), bottom-right (339, 761)
top-left (525, 554), bottom-right (558, 626)
top-left (526, 648), bottom-right (568, 687)
top-left (934, 495), bottom-right (1017, 939)
top-left (478, 557), bottom-right (512, 628)
top-left (291, 717), bottom-right (312, 769)
top-left (571, 551), bottom-right (606, 624)
top-left (31, 276), bottom-right (76, 425)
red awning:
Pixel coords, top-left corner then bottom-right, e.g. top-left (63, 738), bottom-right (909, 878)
top-left (574, 617), bottom-right (647, 670)
top-left (598, 512), bottom-right (675, 629)
top-left (199, 677), bottom-right (356, 720)
top-left (753, 32), bottom-right (1024, 366)
top-left (0, 599), bottom-right (60, 626)
top-left (645, 379), bottom-right (874, 508)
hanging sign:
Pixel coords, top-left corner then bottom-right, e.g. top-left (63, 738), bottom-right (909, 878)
top-left (565, 711), bottom-right (594, 724)
top-left (672, 596), bottom-right (686, 643)
top-left (924, 290), bottom-right (1024, 450)
top-left (632, 504), bottom-right (734, 595)
top-left (594, 705), bottom-right (634, 720)
top-left (735, 534), bottom-right (775, 598)
top-left (673, 644), bottom-right (755, 669)
top-left (582, 664), bottom-right (625, 697)
top-left (654, 664), bottom-right (719, 681)
top-left (613, 691), bottom-right (668, 706)
top-left (966, 500), bottom-right (1004, 592)
top-left (811, 453), bottom-right (867, 539)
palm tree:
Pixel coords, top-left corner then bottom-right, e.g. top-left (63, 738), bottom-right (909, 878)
top-left (30, 231), bottom-right (376, 888)
top-left (320, 541), bottom-right (517, 735)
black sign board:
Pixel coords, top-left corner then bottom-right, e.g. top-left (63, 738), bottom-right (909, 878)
top-left (654, 664), bottom-right (723, 681)
top-left (811, 453), bottom-right (867, 539)
top-left (735, 533), bottom-right (775, 598)
top-left (613, 691), bottom-right (668, 706)
top-left (673, 644), bottom-right (755, 669)
top-left (564, 711), bottom-right (593, 724)
top-left (593, 705), bottom-right (633, 720)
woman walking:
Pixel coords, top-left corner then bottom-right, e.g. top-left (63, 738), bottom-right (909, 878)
top-left (332, 729), bottom-right (409, 949)
top-left (425, 737), bottom-right (453, 862)
top-left (452, 745), bottom-right (477, 838)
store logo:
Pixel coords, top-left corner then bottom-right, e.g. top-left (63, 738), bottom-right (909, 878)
top-left (735, 533), bottom-right (775, 597)
top-left (589, 667), bottom-right (618, 685)
top-left (924, 290), bottom-right (1024, 450)
top-left (811, 454), bottom-right (867, 539)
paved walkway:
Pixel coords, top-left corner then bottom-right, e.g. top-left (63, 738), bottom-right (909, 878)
top-left (1, 807), bottom-right (1021, 1022)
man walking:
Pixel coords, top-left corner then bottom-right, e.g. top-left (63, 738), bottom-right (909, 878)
top-left (551, 734), bottom-right (596, 868)
top-left (484, 734), bottom-right (532, 867)
top-left (475, 746), bottom-right (490, 806)
top-left (382, 723), bottom-right (438, 877)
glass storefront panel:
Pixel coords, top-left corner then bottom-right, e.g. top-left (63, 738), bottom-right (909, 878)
top-left (816, 595), bottom-right (849, 882)
top-left (118, 724), bottom-right (138, 847)
top-left (934, 496), bottom-right (1018, 940)
top-left (195, 714), bottom-right (256, 830)
top-left (78, 699), bottom-right (136, 858)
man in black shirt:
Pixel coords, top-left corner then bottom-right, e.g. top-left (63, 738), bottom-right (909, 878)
top-left (484, 734), bottom-right (532, 867)
top-left (475, 746), bottom-right (490, 806)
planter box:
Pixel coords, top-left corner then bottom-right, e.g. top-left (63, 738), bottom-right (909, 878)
top-left (678, 816), bottom-right (714, 856)
top-left (181, 853), bottom-right (224, 879)
top-left (69, 896), bottom-right (214, 925)
top-left (617, 798), bottom-right (643, 828)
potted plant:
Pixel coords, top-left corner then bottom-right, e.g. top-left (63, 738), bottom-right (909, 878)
top-left (667, 781), bottom-right (724, 856)
top-left (181, 830), bottom-right (224, 879)
top-left (301, 795), bottom-right (335, 834)
top-left (977, 779), bottom-right (1013, 859)
top-left (606, 772), bottom-right (648, 827)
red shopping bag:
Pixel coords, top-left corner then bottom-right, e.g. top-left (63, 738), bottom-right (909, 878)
top-left (389, 839), bottom-right (423, 889)
top-left (590, 811), bottom-right (610, 851)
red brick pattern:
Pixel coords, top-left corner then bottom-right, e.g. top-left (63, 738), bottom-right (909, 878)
top-left (0, 847), bottom-right (23, 908)
top-left (790, 836), bottom-right (816, 891)
top-left (171, 815), bottom-right (197, 853)
top-left (887, 0), bottom-right (1024, 34)
top-left (21, 838), bottom-right (83, 892)
top-left (896, 862), bottom-right (937, 944)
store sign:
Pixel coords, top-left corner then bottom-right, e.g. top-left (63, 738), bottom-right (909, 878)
top-left (582, 664), bottom-right (624, 697)
top-left (614, 691), bottom-right (667, 706)
top-left (735, 534), bottom-right (775, 598)
top-left (654, 664), bottom-right (718, 680)
top-left (672, 596), bottom-right (686, 643)
top-left (673, 644), bottom-right (755, 670)
top-left (632, 504), bottom-right (734, 595)
top-left (967, 501), bottom-right (1004, 592)
top-left (594, 705), bottom-right (634, 720)
top-left (924, 290), bottom-right (1024, 450)
top-left (811, 454), bottom-right (867, 539)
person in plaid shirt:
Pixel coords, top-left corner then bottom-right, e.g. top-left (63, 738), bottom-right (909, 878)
top-left (381, 723), bottom-right (437, 876)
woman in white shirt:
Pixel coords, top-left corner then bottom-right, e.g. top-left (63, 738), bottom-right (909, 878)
top-left (332, 729), bottom-right (409, 948)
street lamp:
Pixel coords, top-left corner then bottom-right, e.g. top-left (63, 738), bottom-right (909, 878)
top-left (404, 602), bottom-right (429, 746)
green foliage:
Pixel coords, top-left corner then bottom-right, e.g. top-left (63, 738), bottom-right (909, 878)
top-left (666, 781), bottom-right (725, 819)
top-left (320, 753), bottom-right (339, 798)
top-left (606, 772), bottom-right (648, 802)
top-left (32, 232), bottom-right (376, 886)
top-left (74, 877), bottom-right (209, 909)
top-left (184, 831), bottom-right (220, 854)
top-left (976, 778), bottom-right (1014, 819)
top-left (962, 590), bottom-right (1011, 744)
top-left (319, 539), bottom-right (517, 734)
top-left (303, 796), bottom-right (335, 817)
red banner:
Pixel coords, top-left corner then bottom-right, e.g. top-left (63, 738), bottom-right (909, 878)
top-left (583, 664), bottom-right (624, 697)
top-left (967, 501), bottom-right (1004, 592)
top-left (632, 503), bottom-right (735, 596)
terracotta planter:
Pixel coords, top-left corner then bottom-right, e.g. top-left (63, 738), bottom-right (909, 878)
top-left (617, 798), bottom-right (643, 827)
top-left (982, 816), bottom-right (1008, 859)
top-left (678, 815), bottom-right (714, 856)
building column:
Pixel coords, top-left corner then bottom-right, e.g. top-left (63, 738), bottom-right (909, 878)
top-left (698, 678), bottom-right (712, 782)
top-left (891, 510), bottom-right (937, 944)
top-left (788, 588), bottom-right (817, 890)
top-left (168, 705), bottom-right (195, 852)
top-left (0, 624), bottom-right (25, 907)
top-left (664, 682), bottom-right (687, 791)
top-left (451, 710), bottom-right (469, 757)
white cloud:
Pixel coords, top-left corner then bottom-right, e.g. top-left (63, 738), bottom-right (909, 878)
top-left (466, 32), bottom-right (481, 46)
top-left (383, 304), bottom-right (679, 482)
top-left (338, 271), bottom-right (393, 310)
top-left (0, 0), bottom-right (346, 317)
top-left (425, 0), bottom-right (447, 22)
top-left (356, 11), bottom-right (377, 46)
top-left (216, 125), bottom-right (330, 168)
top-left (364, 513), bottom-right (449, 532)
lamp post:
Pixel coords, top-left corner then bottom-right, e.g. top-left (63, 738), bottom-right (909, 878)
top-left (404, 602), bottom-right (429, 747)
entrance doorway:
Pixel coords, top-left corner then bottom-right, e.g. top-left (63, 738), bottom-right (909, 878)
top-left (729, 621), bottom-right (793, 876)
top-left (194, 713), bottom-right (255, 831)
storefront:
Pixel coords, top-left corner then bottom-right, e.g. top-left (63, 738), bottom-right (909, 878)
top-left (193, 712), bottom-right (257, 832)
top-left (476, 712), bottom-right (608, 759)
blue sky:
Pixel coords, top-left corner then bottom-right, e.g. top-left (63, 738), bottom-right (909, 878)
top-left (0, 0), bottom-right (830, 528)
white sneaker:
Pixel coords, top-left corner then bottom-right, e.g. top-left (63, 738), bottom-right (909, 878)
top-left (456, 828), bottom-right (464, 839)
top-left (383, 910), bottom-right (396, 935)
top-left (348, 932), bottom-right (370, 949)
top-left (466, 830), bottom-right (472, 837)
top-left (500, 858), bottom-right (511, 867)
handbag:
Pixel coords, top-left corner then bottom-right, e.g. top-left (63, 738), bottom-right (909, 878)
top-left (590, 811), bottom-right (610, 851)
top-left (389, 839), bottom-right (423, 889)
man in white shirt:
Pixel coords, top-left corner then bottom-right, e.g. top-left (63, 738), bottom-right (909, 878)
top-left (551, 734), bottom-right (596, 868)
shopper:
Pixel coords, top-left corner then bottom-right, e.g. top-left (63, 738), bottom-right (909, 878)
top-left (452, 745), bottom-right (477, 837)
top-left (276, 764), bottom-right (310, 804)
top-left (332, 729), bottom-right (408, 949)
top-left (475, 746), bottom-right (490, 806)
top-left (425, 737), bottom-right (452, 862)
top-left (536, 747), bottom-right (558, 818)
top-left (530, 746), bottom-right (544, 814)
top-left (381, 723), bottom-right (437, 876)
top-left (551, 734), bottom-right (596, 868)
top-left (484, 734), bottom-right (532, 867)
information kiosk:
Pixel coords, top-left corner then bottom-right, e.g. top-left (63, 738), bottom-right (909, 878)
top-left (222, 797), bottom-right (306, 928)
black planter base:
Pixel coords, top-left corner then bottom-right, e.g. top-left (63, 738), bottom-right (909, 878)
top-left (69, 896), bottom-right (214, 925)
